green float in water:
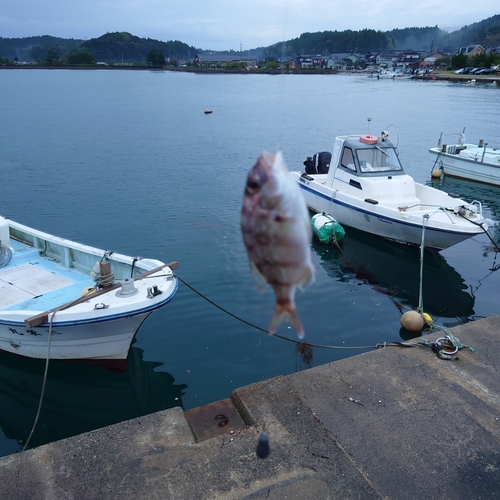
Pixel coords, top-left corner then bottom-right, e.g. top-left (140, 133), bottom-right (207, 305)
top-left (311, 212), bottom-right (345, 245)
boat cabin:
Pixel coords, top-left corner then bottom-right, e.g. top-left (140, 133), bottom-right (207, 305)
top-left (302, 135), bottom-right (406, 186)
top-left (337, 136), bottom-right (404, 176)
top-left (300, 134), bottom-right (421, 208)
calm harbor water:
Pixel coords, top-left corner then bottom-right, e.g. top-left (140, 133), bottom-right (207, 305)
top-left (1, 69), bottom-right (499, 457)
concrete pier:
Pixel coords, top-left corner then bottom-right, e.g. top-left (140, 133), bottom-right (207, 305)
top-left (1, 316), bottom-right (499, 499)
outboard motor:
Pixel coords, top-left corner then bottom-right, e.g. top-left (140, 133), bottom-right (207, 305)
top-left (304, 156), bottom-right (315, 174)
top-left (303, 151), bottom-right (331, 174)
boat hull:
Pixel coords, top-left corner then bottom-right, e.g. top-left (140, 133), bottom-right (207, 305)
top-left (0, 312), bottom-right (150, 362)
top-left (430, 146), bottom-right (500, 187)
top-left (294, 176), bottom-right (483, 251)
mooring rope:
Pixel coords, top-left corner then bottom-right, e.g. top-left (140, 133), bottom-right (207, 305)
top-left (23, 311), bottom-right (55, 451)
top-left (0, 242), bottom-right (12, 268)
top-left (417, 214), bottom-right (429, 316)
top-left (176, 274), bottom-right (404, 351)
top-left (457, 211), bottom-right (500, 252)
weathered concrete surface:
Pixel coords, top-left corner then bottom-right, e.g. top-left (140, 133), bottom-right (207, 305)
top-left (1, 316), bottom-right (499, 499)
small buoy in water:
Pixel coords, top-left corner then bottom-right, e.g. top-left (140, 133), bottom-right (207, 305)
top-left (431, 169), bottom-right (442, 179)
top-left (400, 310), bottom-right (424, 331)
top-left (422, 312), bottom-right (433, 324)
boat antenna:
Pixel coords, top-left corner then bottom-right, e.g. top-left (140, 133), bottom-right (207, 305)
top-left (367, 117), bottom-right (372, 136)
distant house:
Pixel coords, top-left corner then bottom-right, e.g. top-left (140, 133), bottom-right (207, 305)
top-left (376, 51), bottom-right (398, 69)
top-left (420, 51), bottom-right (446, 70)
top-left (395, 50), bottom-right (422, 71)
top-left (458, 45), bottom-right (485, 57)
top-left (193, 54), bottom-right (257, 69)
top-left (325, 53), bottom-right (358, 70)
top-left (292, 54), bottom-right (325, 69)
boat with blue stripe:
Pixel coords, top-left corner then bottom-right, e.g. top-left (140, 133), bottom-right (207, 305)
top-left (290, 127), bottom-right (487, 251)
top-left (0, 216), bottom-right (178, 370)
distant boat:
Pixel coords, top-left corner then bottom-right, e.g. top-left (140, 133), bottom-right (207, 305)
top-left (394, 73), bottom-right (414, 80)
top-left (429, 130), bottom-right (500, 187)
top-left (0, 215), bottom-right (178, 370)
top-left (204, 109), bottom-right (213, 114)
top-left (377, 69), bottom-right (395, 79)
top-left (290, 130), bottom-right (487, 251)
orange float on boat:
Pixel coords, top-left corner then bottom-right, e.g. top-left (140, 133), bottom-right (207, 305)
top-left (360, 134), bottom-right (378, 145)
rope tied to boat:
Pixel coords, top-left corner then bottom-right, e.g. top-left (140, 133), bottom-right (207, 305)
top-left (174, 274), bottom-right (473, 356)
top-left (23, 310), bottom-right (55, 451)
top-left (0, 241), bottom-right (12, 268)
top-left (413, 213), bottom-right (474, 358)
top-left (90, 251), bottom-right (116, 287)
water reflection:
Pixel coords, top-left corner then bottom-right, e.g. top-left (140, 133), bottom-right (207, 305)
top-left (0, 344), bottom-right (187, 456)
top-left (312, 228), bottom-right (475, 320)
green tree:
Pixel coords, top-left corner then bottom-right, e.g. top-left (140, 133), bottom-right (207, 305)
top-left (451, 52), bottom-right (468, 69)
top-left (67, 49), bottom-right (96, 65)
top-left (146, 48), bottom-right (166, 67)
top-left (44, 48), bottom-right (60, 65)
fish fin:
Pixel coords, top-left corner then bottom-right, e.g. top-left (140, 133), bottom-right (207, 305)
top-left (268, 303), bottom-right (305, 339)
top-left (297, 264), bottom-right (315, 292)
top-left (249, 261), bottom-right (268, 292)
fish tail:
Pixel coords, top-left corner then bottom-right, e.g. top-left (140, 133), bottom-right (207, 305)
top-left (268, 302), bottom-right (305, 339)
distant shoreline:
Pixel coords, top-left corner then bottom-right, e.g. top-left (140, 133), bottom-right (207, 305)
top-left (0, 64), bottom-right (335, 75)
top-left (1, 65), bottom-right (499, 83)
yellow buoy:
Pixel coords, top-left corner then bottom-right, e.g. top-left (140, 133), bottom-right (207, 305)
top-left (431, 169), bottom-right (442, 179)
top-left (400, 310), bottom-right (424, 331)
top-left (422, 312), bottom-right (433, 324)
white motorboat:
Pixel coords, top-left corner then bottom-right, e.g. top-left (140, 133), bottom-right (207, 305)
top-left (0, 216), bottom-right (178, 370)
top-left (429, 130), bottom-right (500, 187)
top-left (290, 131), bottom-right (487, 251)
top-left (377, 69), bottom-right (396, 79)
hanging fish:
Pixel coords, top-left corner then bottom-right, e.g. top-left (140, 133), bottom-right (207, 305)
top-left (241, 151), bottom-right (314, 339)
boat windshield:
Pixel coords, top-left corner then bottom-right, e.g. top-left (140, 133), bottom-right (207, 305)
top-left (356, 146), bottom-right (403, 173)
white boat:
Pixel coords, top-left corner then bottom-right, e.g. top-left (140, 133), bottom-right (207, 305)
top-left (377, 69), bottom-right (396, 79)
top-left (0, 216), bottom-right (178, 370)
top-left (290, 131), bottom-right (487, 251)
top-left (429, 130), bottom-right (500, 187)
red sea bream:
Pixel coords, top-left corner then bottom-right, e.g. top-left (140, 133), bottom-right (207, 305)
top-left (241, 151), bottom-right (314, 338)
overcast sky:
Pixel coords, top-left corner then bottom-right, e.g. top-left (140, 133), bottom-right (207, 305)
top-left (1, 1), bottom-right (498, 51)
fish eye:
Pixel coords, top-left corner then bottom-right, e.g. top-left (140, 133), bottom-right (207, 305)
top-left (246, 178), bottom-right (261, 194)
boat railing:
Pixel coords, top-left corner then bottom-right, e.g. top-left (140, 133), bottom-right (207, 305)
top-left (397, 201), bottom-right (482, 224)
top-left (437, 130), bottom-right (465, 148)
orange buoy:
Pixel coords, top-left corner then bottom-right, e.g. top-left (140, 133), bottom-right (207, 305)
top-left (400, 311), bottom-right (424, 331)
top-left (360, 134), bottom-right (378, 145)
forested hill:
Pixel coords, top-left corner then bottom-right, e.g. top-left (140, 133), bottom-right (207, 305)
top-left (0, 32), bottom-right (197, 64)
top-left (1, 14), bottom-right (499, 64)
top-left (80, 32), bottom-right (197, 63)
top-left (0, 35), bottom-right (83, 62)
top-left (248, 14), bottom-right (500, 58)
